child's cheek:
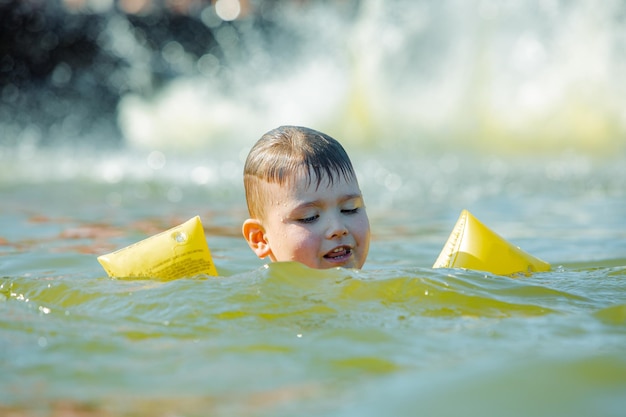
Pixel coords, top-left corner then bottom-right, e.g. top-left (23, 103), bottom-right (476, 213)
top-left (290, 229), bottom-right (320, 254)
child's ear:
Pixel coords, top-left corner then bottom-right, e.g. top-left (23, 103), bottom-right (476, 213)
top-left (242, 219), bottom-right (272, 259)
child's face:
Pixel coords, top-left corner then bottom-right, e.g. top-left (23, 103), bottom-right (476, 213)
top-left (257, 172), bottom-right (370, 269)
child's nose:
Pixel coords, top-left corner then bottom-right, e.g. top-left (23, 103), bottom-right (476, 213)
top-left (326, 215), bottom-right (348, 239)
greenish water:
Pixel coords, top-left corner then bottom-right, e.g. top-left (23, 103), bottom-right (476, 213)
top-left (1, 148), bottom-right (625, 416)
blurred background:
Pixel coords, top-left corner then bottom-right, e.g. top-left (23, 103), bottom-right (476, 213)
top-left (2, 0), bottom-right (625, 156)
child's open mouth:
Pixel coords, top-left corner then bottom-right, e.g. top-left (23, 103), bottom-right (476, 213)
top-left (324, 246), bottom-right (352, 261)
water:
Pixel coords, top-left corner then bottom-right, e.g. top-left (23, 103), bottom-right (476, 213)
top-left (2, 1), bottom-right (626, 416)
top-left (2, 148), bottom-right (625, 416)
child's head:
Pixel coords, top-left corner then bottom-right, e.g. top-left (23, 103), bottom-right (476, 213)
top-left (242, 125), bottom-right (370, 269)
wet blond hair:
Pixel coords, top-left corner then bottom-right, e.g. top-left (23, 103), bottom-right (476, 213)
top-left (243, 125), bottom-right (357, 220)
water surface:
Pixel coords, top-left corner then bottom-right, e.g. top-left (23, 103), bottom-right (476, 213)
top-left (2, 148), bottom-right (625, 417)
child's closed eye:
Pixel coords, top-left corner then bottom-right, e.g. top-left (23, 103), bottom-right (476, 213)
top-left (297, 214), bottom-right (319, 224)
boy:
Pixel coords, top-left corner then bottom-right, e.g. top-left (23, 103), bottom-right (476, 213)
top-left (242, 125), bottom-right (371, 269)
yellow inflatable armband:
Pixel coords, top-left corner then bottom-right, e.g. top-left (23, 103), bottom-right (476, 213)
top-left (433, 210), bottom-right (550, 276)
top-left (97, 216), bottom-right (218, 279)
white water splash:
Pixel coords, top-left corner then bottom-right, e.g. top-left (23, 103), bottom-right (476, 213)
top-left (111, 0), bottom-right (625, 153)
